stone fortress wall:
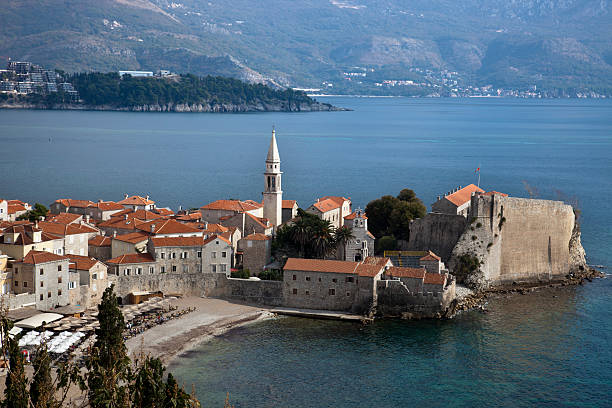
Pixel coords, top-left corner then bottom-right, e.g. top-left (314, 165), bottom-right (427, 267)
top-left (376, 277), bottom-right (456, 317)
top-left (402, 213), bottom-right (468, 262)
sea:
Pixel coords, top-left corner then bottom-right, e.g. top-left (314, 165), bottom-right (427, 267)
top-left (0, 97), bottom-right (611, 407)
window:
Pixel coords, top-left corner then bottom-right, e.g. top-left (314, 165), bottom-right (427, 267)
top-left (197, 265), bottom-right (202, 272)
top-left (14, 281), bottom-right (18, 287)
top-left (197, 251), bottom-right (202, 258)
top-left (69, 282), bottom-right (76, 289)
top-left (332, 278), bottom-right (337, 283)
top-left (212, 265), bottom-right (217, 273)
top-left (172, 265), bottom-right (177, 272)
top-left (40, 281), bottom-right (44, 288)
top-left (345, 277), bottom-right (354, 283)
top-left (161, 266), bottom-right (166, 273)
top-left (39, 268), bottom-right (44, 275)
top-left (161, 252), bottom-right (165, 259)
top-left (14, 268), bottom-right (18, 274)
top-left (305, 276), bottom-right (311, 281)
top-left (212, 252), bottom-right (217, 259)
top-left (329, 289), bottom-right (335, 295)
top-left (346, 292), bottom-right (351, 297)
top-left (221, 265), bottom-right (227, 272)
top-left (92, 274), bottom-right (97, 280)
top-left (148, 267), bottom-right (154, 274)
top-left (292, 288), bottom-right (297, 295)
top-left (183, 265), bottom-right (189, 273)
top-left (47, 291), bottom-right (51, 298)
top-left (222, 251), bottom-right (227, 258)
top-left (172, 252), bottom-right (176, 259)
top-left (23, 281), bottom-right (27, 288)
top-left (136, 267), bottom-right (142, 275)
top-left (58, 277), bottom-right (62, 284)
top-left (124, 268), bottom-right (131, 276)
top-left (40, 294), bottom-right (43, 301)
top-left (305, 290), bottom-right (310, 295)
top-left (58, 289), bottom-right (62, 296)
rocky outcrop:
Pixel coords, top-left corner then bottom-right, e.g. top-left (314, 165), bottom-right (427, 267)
top-left (0, 101), bottom-right (345, 113)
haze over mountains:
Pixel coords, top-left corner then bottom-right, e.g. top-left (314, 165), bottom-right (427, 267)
top-left (2, 0), bottom-right (611, 93)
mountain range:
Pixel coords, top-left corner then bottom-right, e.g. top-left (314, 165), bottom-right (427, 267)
top-left (2, 0), bottom-right (612, 93)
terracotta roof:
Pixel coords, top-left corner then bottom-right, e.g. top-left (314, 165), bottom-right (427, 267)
top-left (117, 195), bottom-right (155, 206)
top-left (419, 251), bottom-right (441, 262)
top-left (321, 196), bottom-right (350, 206)
top-left (284, 258), bottom-right (359, 274)
top-left (46, 213), bottom-right (82, 224)
top-left (7, 203), bottom-right (27, 215)
top-left (200, 199), bottom-right (262, 212)
top-left (177, 212), bottom-right (202, 222)
top-left (110, 209), bottom-right (162, 221)
top-left (113, 232), bottom-right (150, 244)
top-left (98, 217), bottom-right (147, 230)
top-left (282, 200), bottom-right (297, 209)
top-left (95, 201), bottom-right (125, 211)
top-left (7, 200), bottom-right (28, 206)
top-left (106, 253), bottom-right (155, 265)
top-left (19, 250), bottom-right (67, 264)
top-left (363, 257), bottom-right (391, 267)
top-left (424, 273), bottom-right (447, 285)
top-left (202, 235), bottom-right (232, 246)
top-left (67, 255), bottom-right (101, 271)
top-left (387, 266), bottom-right (426, 279)
top-left (89, 236), bottom-right (111, 247)
top-left (150, 236), bottom-right (205, 247)
top-left (0, 220), bottom-right (31, 230)
top-left (37, 221), bottom-right (98, 236)
top-left (366, 231), bottom-right (375, 239)
top-left (356, 264), bottom-right (384, 277)
top-left (242, 233), bottom-right (271, 241)
top-left (0, 225), bottom-right (61, 245)
top-left (246, 213), bottom-right (270, 229)
top-left (443, 184), bottom-right (484, 207)
top-left (206, 223), bottom-right (229, 233)
top-left (153, 208), bottom-right (174, 216)
top-left (482, 191), bottom-right (509, 197)
top-left (344, 211), bottom-right (367, 220)
top-left (311, 198), bottom-right (341, 213)
top-left (137, 219), bottom-right (201, 235)
top-left (53, 199), bottom-right (94, 208)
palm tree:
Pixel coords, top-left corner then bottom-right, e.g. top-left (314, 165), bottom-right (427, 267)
top-left (334, 226), bottom-right (355, 261)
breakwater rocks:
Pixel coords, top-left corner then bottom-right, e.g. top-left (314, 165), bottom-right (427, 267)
top-left (0, 101), bottom-right (347, 112)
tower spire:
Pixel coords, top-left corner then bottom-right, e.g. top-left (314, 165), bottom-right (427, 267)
top-left (263, 127), bottom-right (282, 229)
top-left (267, 127), bottom-right (280, 163)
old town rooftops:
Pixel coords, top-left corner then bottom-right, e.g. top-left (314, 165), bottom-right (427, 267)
top-left (117, 195), bottom-right (155, 206)
top-left (113, 232), bottom-right (150, 244)
top-left (203, 235), bottom-right (232, 246)
top-left (110, 209), bottom-right (163, 221)
top-left (442, 184), bottom-right (484, 207)
top-left (89, 236), bottom-right (111, 247)
top-left (284, 258), bottom-right (360, 274)
top-left (106, 253), bottom-right (155, 265)
top-left (344, 211), bottom-right (367, 220)
top-left (200, 199), bottom-right (263, 212)
top-left (67, 254), bottom-right (101, 270)
top-left (137, 219), bottom-right (201, 235)
top-left (387, 266), bottom-right (426, 279)
top-left (424, 273), bottom-right (447, 285)
top-left (37, 221), bottom-right (98, 236)
top-left (481, 191), bottom-right (509, 197)
top-left (53, 199), bottom-right (94, 208)
top-left (282, 200), bottom-right (297, 209)
top-left (419, 251), bottom-right (441, 262)
top-left (150, 236), bottom-right (206, 247)
top-left (19, 250), bottom-right (68, 264)
top-left (46, 213), bottom-right (82, 224)
top-left (242, 233), bottom-right (271, 241)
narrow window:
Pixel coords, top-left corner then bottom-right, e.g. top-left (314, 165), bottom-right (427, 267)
top-left (197, 251), bottom-right (202, 258)
top-left (161, 266), bottom-right (166, 273)
top-left (292, 288), bottom-right (297, 295)
top-left (57, 265), bottom-right (62, 271)
top-left (58, 289), bottom-right (62, 296)
top-left (222, 252), bottom-right (227, 258)
top-left (212, 252), bottom-right (217, 259)
top-left (329, 289), bottom-right (335, 295)
top-left (40, 281), bottom-right (44, 288)
top-left (14, 281), bottom-right (18, 287)
top-left (305, 290), bottom-right (310, 295)
top-left (305, 276), bottom-right (311, 281)
top-left (292, 275), bottom-right (296, 280)
top-left (92, 274), bottom-right (97, 280)
top-left (172, 265), bottom-right (177, 272)
top-left (39, 268), bottom-right (44, 275)
top-left (332, 278), bottom-right (337, 283)
top-left (318, 277), bottom-right (321, 282)
top-left (57, 277), bottom-right (62, 284)
top-left (346, 292), bottom-right (351, 297)
top-left (23, 281), bottom-right (27, 288)
top-left (161, 252), bottom-right (165, 259)
top-left (212, 265), bottom-right (217, 272)
top-left (40, 294), bottom-right (43, 301)
top-left (47, 291), bottom-right (51, 298)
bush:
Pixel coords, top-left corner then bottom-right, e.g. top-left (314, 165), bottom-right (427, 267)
top-left (231, 269), bottom-right (250, 279)
top-left (375, 235), bottom-right (398, 254)
top-left (258, 269), bottom-right (283, 281)
top-left (476, 222), bottom-right (482, 228)
top-left (456, 253), bottom-right (482, 282)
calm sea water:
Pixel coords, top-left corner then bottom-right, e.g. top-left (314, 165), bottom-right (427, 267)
top-left (1, 98), bottom-right (611, 406)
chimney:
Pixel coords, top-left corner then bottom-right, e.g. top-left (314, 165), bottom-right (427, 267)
top-left (35, 221), bottom-right (38, 229)
top-left (99, 199), bottom-right (103, 203)
top-left (124, 193), bottom-right (128, 199)
top-left (101, 230), bottom-right (106, 236)
top-left (85, 215), bottom-right (90, 223)
top-left (146, 195), bottom-right (149, 201)
top-left (113, 231), bottom-right (117, 238)
top-left (150, 224), bottom-right (155, 233)
top-left (124, 214), bottom-right (128, 220)
top-left (437, 196), bottom-right (441, 201)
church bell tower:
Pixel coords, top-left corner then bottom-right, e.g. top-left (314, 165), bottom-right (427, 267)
top-left (263, 128), bottom-right (283, 228)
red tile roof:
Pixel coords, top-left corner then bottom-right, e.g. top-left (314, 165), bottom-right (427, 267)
top-left (200, 199), bottom-right (262, 212)
top-left (202, 235), bottom-right (232, 246)
top-left (242, 233), bottom-right (271, 241)
top-left (150, 236), bottom-right (206, 247)
top-left (110, 209), bottom-right (163, 221)
top-left (137, 219), bottom-right (201, 235)
top-left (363, 257), bottom-right (391, 267)
top-left (282, 200), bottom-right (297, 209)
top-left (311, 198), bottom-right (341, 213)
top-left (53, 199), bottom-right (94, 208)
top-left (284, 258), bottom-right (359, 274)
top-left (7, 203), bottom-right (27, 215)
top-left (37, 221), bottom-right (98, 236)
top-left (424, 273), bottom-right (447, 285)
top-left (419, 251), bottom-right (441, 262)
top-left (95, 201), bottom-right (125, 211)
top-left (106, 253), bottom-right (155, 265)
top-left (246, 213), bottom-right (271, 229)
top-left (89, 236), bottom-right (111, 247)
top-left (206, 223), bottom-right (229, 233)
top-left (19, 250), bottom-right (67, 264)
top-left (153, 208), bottom-right (175, 216)
top-left (98, 218), bottom-right (147, 230)
top-left (344, 211), bottom-right (367, 220)
top-left (444, 184), bottom-right (484, 207)
top-left (482, 191), bottom-right (509, 197)
top-left (113, 232), bottom-right (150, 244)
top-left (117, 195), bottom-right (155, 206)
top-left (356, 264), bottom-right (384, 277)
top-left (177, 212), bottom-right (202, 222)
top-left (67, 254), bottom-right (101, 271)
top-left (0, 225), bottom-right (62, 245)
top-left (387, 266), bottom-right (426, 279)
top-left (46, 213), bottom-right (82, 224)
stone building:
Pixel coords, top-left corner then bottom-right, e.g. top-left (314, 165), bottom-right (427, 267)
top-left (111, 232), bottom-right (150, 258)
top-left (431, 184), bottom-right (484, 217)
top-left (263, 129), bottom-right (283, 229)
top-left (67, 255), bottom-right (108, 307)
top-left (37, 220), bottom-right (98, 256)
top-left (5, 200), bottom-right (31, 221)
top-left (0, 224), bottom-right (64, 259)
top-left (282, 200), bottom-right (298, 224)
top-left (200, 199), bottom-right (263, 224)
top-left (88, 235), bottom-right (112, 261)
top-left (148, 236), bottom-right (208, 274)
top-left (238, 233), bottom-right (272, 274)
top-left (340, 209), bottom-right (375, 262)
top-left (136, 219), bottom-right (203, 238)
top-left (201, 235), bottom-right (233, 275)
top-left (306, 196), bottom-right (352, 229)
top-left (0, 200), bottom-right (7, 221)
top-left (50, 199), bottom-right (124, 221)
top-left (10, 251), bottom-right (71, 310)
top-left (106, 253), bottom-right (156, 276)
top-left (220, 212), bottom-right (273, 237)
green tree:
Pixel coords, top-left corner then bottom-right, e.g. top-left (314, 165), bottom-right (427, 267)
top-left (30, 344), bottom-right (58, 408)
top-left (365, 189), bottom-right (426, 240)
top-left (3, 338), bottom-right (28, 408)
top-left (131, 356), bottom-right (166, 408)
top-left (17, 203), bottom-right (48, 222)
top-left (334, 226), bottom-right (355, 260)
top-left (86, 285), bottom-right (130, 408)
top-left (375, 235), bottom-right (398, 254)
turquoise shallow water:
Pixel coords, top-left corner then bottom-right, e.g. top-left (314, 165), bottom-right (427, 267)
top-left (0, 98), bottom-right (611, 406)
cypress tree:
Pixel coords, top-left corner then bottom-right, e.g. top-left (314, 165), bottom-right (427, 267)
top-left (30, 344), bottom-right (57, 408)
top-left (86, 284), bottom-right (130, 408)
top-left (131, 356), bottom-right (166, 408)
top-left (3, 338), bottom-right (28, 408)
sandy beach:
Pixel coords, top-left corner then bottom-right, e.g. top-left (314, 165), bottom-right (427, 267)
top-left (126, 297), bottom-right (272, 364)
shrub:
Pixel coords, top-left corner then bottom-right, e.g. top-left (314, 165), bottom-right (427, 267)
top-left (476, 222), bottom-right (482, 228)
top-left (258, 269), bottom-right (283, 281)
top-left (471, 235), bottom-right (478, 241)
top-left (231, 269), bottom-right (250, 279)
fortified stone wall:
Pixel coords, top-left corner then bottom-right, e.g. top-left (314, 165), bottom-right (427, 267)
top-left (404, 213), bottom-right (468, 262)
top-left (376, 278), bottom-right (455, 317)
top-left (109, 273), bottom-right (282, 306)
top-left (449, 194), bottom-right (577, 288)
